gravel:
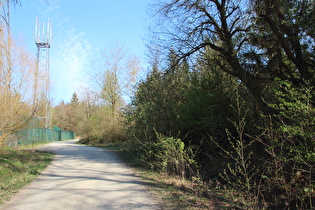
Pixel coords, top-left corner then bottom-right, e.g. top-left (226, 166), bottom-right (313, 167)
top-left (0, 139), bottom-right (161, 210)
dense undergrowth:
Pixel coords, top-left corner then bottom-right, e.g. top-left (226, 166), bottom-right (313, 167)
top-left (79, 139), bottom-right (246, 209)
top-left (58, 1), bottom-right (315, 209)
top-left (79, 82), bottom-right (315, 209)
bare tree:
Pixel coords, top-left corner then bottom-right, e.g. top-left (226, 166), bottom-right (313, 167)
top-left (91, 42), bottom-right (140, 115)
top-left (151, 0), bottom-right (315, 111)
top-left (0, 26), bottom-right (41, 145)
top-left (78, 86), bottom-right (98, 120)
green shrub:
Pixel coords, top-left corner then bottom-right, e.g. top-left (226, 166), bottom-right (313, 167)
top-left (133, 133), bottom-right (197, 179)
top-left (257, 80), bottom-right (315, 209)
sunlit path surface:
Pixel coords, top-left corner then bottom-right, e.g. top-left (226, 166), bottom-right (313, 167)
top-left (0, 140), bottom-right (161, 210)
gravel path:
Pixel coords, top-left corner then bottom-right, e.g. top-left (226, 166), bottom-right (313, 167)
top-left (0, 140), bottom-right (161, 210)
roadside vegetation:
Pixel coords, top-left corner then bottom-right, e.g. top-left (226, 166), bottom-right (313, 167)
top-left (59, 1), bottom-right (314, 209)
top-left (1, 0), bottom-right (313, 208)
top-left (80, 142), bottom-right (232, 209)
top-left (0, 1), bottom-right (51, 146)
top-left (0, 147), bottom-right (53, 204)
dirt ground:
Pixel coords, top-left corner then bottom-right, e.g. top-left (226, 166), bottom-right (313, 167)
top-left (0, 139), bottom-right (162, 210)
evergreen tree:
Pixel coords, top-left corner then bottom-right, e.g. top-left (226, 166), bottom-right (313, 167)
top-left (70, 92), bottom-right (79, 105)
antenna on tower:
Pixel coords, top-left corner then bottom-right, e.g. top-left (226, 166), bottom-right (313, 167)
top-left (35, 16), bottom-right (52, 129)
top-left (35, 16), bottom-right (52, 48)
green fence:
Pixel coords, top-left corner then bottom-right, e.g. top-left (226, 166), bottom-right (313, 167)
top-left (5, 126), bottom-right (75, 147)
top-left (3, 118), bottom-right (75, 147)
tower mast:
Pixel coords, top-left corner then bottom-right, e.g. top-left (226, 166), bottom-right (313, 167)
top-left (35, 17), bottom-right (52, 129)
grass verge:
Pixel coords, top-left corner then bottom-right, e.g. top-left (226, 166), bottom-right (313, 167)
top-left (100, 143), bottom-right (234, 209)
top-left (0, 147), bottom-right (53, 204)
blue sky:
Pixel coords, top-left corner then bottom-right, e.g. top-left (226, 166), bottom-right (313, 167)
top-left (10, 0), bottom-right (151, 104)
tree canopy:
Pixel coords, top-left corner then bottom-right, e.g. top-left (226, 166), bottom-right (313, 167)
top-left (150, 0), bottom-right (315, 111)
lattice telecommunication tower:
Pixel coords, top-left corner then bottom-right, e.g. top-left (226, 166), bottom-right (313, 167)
top-left (35, 17), bottom-right (52, 128)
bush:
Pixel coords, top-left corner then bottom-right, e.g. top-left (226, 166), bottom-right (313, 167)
top-left (256, 80), bottom-right (315, 209)
top-left (133, 133), bottom-right (197, 179)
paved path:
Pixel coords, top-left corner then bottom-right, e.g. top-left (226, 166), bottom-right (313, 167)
top-left (0, 140), bottom-right (161, 210)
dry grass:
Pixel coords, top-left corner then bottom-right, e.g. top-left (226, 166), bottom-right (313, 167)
top-left (87, 142), bottom-right (247, 209)
top-left (135, 171), bottom-right (220, 209)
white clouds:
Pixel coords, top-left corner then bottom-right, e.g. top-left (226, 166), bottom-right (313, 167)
top-left (51, 26), bottom-right (92, 103)
top-left (38, 0), bottom-right (61, 18)
top-left (12, 0), bottom-right (148, 104)
top-left (38, 0), bottom-right (92, 103)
